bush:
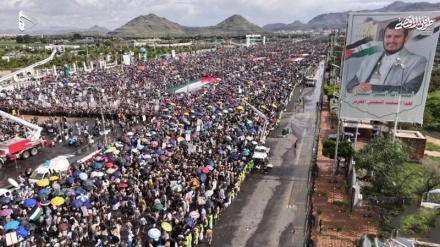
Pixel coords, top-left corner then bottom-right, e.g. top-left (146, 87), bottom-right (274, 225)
top-left (323, 84), bottom-right (339, 99)
top-left (400, 208), bottom-right (437, 233)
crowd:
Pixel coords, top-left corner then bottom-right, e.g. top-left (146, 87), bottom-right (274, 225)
top-left (0, 39), bottom-right (327, 247)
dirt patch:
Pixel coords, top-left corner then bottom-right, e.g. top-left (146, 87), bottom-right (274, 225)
top-left (425, 150), bottom-right (440, 157)
top-left (426, 135), bottom-right (440, 146)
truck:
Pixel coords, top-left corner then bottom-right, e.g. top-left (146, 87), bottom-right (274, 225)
top-left (0, 110), bottom-right (48, 167)
top-left (252, 145), bottom-right (270, 161)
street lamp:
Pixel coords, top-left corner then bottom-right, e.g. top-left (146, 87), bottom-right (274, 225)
top-left (98, 88), bottom-right (107, 144)
top-left (86, 84), bottom-right (107, 144)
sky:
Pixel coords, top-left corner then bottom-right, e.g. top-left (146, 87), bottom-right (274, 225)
top-left (1, 0), bottom-right (440, 31)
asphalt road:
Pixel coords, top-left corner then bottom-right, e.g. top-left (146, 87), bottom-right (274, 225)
top-left (0, 125), bottom-right (106, 188)
top-left (211, 61), bottom-right (324, 247)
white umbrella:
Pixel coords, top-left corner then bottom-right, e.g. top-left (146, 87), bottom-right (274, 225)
top-left (90, 171), bottom-right (104, 178)
top-left (106, 168), bottom-right (116, 174)
top-left (79, 173), bottom-right (88, 181)
top-left (204, 190), bottom-right (214, 197)
top-left (127, 131), bottom-right (134, 136)
top-left (189, 211), bottom-right (200, 219)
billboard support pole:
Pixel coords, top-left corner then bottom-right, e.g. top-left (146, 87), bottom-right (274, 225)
top-left (330, 95), bottom-right (344, 183)
top-left (393, 59), bottom-right (405, 142)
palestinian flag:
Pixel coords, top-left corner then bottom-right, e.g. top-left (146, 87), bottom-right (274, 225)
top-left (167, 77), bottom-right (221, 93)
top-left (29, 205), bottom-right (43, 221)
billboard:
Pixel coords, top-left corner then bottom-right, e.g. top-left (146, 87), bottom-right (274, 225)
top-left (340, 12), bottom-right (440, 124)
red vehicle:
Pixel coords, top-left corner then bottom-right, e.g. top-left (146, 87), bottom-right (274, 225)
top-left (0, 110), bottom-right (48, 167)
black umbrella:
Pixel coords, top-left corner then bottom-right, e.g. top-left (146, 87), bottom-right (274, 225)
top-left (93, 179), bottom-right (102, 187)
top-left (127, 179), bottom-right (135, 186)
top-left (0, 197), bottom-right (12, 205)
top-left (24, 223), bottom-right (36, 231)
top-left (83, 179), bottom-right (93, 187)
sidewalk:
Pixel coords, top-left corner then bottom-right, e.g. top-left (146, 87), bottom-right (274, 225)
top-left (310, 96), bottom-right (378, 246)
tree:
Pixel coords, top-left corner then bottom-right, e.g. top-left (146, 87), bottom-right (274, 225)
top-left (322, 139), bottom-right (354, 167)
top-left (419, 158), bottom-right (440, 193)
top-left (73, 33), bottom-right (83, 40)
top-left (355, 136), bottom-right (409, 193)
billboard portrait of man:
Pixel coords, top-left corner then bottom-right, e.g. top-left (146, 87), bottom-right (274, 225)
top-left (346, 20), bottom-right (427, 95)
top-left (339, 12), bottom-right (440, 124)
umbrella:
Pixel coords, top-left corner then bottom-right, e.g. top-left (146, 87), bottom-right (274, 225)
top-left (91, 171), bottom-right (104, 178)
top-left (23, 198), bottom-right (37, 208)
top-left (49, 176), bottom-right (59, 182)
top-left (172, 184), bottom-right (183, 193)
top-left (93, 162), bottom-right (104, 169)
top-left (0, 197), bottom-right (11, 205)
top-left (201, 166), bottom-right (209, 174)
top-left (16, 225), bottom-right (28, 238)
top-left (106, 168), bottom-right (116, 174)
top-left (79, 173), bottom-right (88, 181)
top-left (52, 183), bottom-right (61, 190)
top-left (199, 174), bottom-right (207, 183)
top-left (147, 228), bottom-right (161, 239)
top-left (75, 188), bottom-right (86, 195)
top-left (118, 183), bottom-right (128, 188)
top-left (83, 179), bottom-right (93, 187)
top-left (152, 203), bottom-right (164, 211)
top-left (53, 190), bottom-right (64, 196)
top-left (105, 162), bottom-right (114, 168)
top-left (64, 189), bottom-right (75, 197)
top-left (38, 188), bottom-right (51, 198)
top-left (72, 170), bottom-right (81, 177)
top-left (66, 177), bottom-right (74, 185)
top-left (189, 211), bottom-right (200, 219)
top-left (204, 190), bottom-right (214, 197)
top-left (230, 152), bottom-right (239, 160)
top-left (237, 106), bottom-right (244, 110)
top-left (184, 217), bottom-right (195, 227)
top-left (246, 136), bottom-right (253, 141)
top-left (24, 223), bottom-right (36, 231)
top-left (207, 165), bottom-right (214, 171)
top-left (161, 222), bottom-right (172, 232)
top-left (3, 220), bottom-right (19, 230)
top-left (71, 199), bottom-right (83, 209)
top-left (51, 197), bottom-right (65, 206)
top-left (0, 208), bottom-right (12, 217)
top-left (207, 159), bottom-right (215, 167)
top-left (36, 179), bottom-right (49, 187)
top-left (40, 200), bottom-right (50, 206)
top-left (58, 223), bottom-right (69, 231)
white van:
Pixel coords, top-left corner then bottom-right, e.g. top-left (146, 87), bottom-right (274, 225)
top-left (28, 156), bottom-right (70, 185)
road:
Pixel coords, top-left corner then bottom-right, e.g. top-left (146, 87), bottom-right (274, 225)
top-left (0, 125), bottom-right (107, 188)
top-left (212, 61), bottom-right (324, 247)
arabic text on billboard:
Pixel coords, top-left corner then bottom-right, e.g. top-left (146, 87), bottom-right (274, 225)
top-left (340, 12), bottom-right (440, 124)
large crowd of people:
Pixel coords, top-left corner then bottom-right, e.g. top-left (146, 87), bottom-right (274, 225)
top-left (0, 39), bottom-right (327, 247)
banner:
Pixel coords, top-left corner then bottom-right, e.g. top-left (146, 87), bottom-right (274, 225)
top-left (340, 12), bottom-right (440, 123)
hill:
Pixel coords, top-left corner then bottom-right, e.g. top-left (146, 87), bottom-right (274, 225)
top-left (263, 1), bottom-right (440, 31)
top-left (109, 14), bottom-right (268, 37)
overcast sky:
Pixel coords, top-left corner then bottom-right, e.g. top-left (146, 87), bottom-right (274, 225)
top-left (2, 0), bottom-right (439, 31)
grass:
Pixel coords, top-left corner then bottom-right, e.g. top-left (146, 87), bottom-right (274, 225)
top-left (400, 208), bottom-right (438, 233)
top-left (425, 142), bottom-right (440, 152)
top-left (425, 155), bottom-right (440, 162)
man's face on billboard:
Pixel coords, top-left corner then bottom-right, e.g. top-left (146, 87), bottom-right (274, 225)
top-left (383, 27), bottom-right (408, 55)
